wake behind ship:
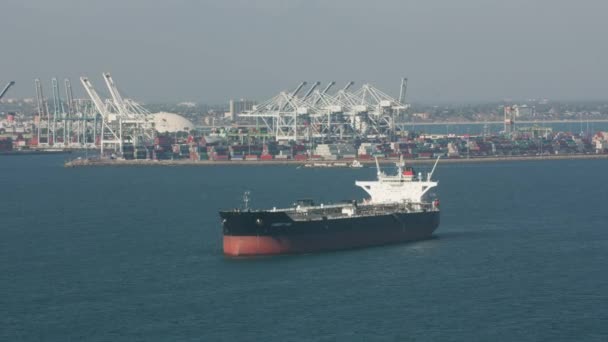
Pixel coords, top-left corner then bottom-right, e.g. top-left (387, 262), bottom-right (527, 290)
top-left (219, 158), bottom-right (441, 256)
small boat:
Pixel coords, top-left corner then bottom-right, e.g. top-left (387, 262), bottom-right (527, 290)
top-left (350, 160), bottom-right (364, 168)
top-left (303, 162), bottom-right (349, 168)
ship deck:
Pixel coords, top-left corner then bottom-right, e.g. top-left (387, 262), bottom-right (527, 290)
top-left (261, 201), bottom-right (438, 221)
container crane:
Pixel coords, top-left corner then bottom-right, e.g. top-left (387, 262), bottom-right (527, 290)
top-left (101, 72), bottom-right (154, 149)
top-left (80, 76), bottom-right (121, 154)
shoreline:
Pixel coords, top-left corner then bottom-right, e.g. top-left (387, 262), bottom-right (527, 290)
top-left (64, 153), bottom-right (608, 168)
top-left (396, 119), bottom-right (608, 126)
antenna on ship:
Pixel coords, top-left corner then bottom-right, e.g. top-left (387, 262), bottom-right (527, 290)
top-left (243, 191), bottom-right (250, 210)
top-left (398, 154), bottom-right (405, 177)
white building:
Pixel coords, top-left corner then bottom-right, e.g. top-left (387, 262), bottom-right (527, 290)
top-left (228, 99), bottom-right (256, 121)
top-left (151, 112), bottom-right (194, 133)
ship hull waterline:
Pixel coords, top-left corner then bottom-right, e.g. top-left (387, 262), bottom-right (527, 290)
top-left (221, 210), bottom-right (440, 256)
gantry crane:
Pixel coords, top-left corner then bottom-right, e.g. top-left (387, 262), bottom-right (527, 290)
top-left (80, 76), bottom-right (122, 154)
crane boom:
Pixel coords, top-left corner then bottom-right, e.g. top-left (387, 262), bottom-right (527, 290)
top-left (102, 72), bottom-right (129, 116)
top-left (321, 81), bottom-right (335, 95)
top-left (342, 81), bottom-right (354, 92)
top-left (280, 81), bottom-right (307, 111)
top-left (52, 78), bottom-right (63, 117)
top-left (313, 81), bottom-right (335, 106)
top-left (302, 81), bottom-right (320, 100)
top-left (0, 81), bottom-right (15, 100)
top-left (64, 79), bottom-right (75, 116)
top-left (34, 79), bottom-right (45, 116)
top-left (290, 81), bottom-right (307, 98)
top-left (398, 77), bottom-right (408, 104)
top-left (80, 77), bottom-right (110, 118)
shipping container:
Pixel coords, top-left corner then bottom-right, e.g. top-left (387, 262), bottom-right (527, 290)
top-left (135, 150), bottom-right (147, 159)
top-left (213, 154), bottom-right (229, 161)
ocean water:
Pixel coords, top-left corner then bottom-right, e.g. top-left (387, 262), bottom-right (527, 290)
top-left (1, 155), bottom-right (607, 341)
top-left (403, 120), bottom-right (608, 135)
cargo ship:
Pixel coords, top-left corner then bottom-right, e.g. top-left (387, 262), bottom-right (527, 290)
top-left (219, 157), bottom-right (441, 256)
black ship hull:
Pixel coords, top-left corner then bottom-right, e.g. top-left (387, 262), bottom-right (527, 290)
top-left (220, 210), bottom-right (440, 256)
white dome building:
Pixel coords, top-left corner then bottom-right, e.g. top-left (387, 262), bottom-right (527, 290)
top-left (151, 112), bottom-right (195, 133)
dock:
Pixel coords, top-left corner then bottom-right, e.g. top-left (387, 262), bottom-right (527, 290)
top-left (64, 154), bottom-right (608, 168)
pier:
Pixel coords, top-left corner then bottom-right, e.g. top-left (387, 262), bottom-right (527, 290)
top-left (64, 153), bottom-right (608, 168)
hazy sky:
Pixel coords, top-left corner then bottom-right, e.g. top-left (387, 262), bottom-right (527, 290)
top-left (2, 0), bottom-right (607, 103)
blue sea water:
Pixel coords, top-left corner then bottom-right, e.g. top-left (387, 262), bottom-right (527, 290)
top-left (1, 155), bottom-right (607, 341)
top-left (403, 120), bottom-right (608, 135)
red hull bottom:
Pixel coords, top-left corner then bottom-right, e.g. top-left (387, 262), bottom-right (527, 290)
top-left (223, 230), bottom-right (433, 256)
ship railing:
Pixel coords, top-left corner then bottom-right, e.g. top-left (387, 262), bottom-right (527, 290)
top-left (232, 200), bottom-right (437, 217)
top-left (355, 201), bottom-right (437, 216)
top-left (292, 201), bottom-right (437, 220)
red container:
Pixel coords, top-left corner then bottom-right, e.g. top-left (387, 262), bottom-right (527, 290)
top-left (294, 154), bottom-right (308, 161)
top-left (214, 155), bottom-right (229, 161)
top-left (260, 154), bottom-right (273, 161)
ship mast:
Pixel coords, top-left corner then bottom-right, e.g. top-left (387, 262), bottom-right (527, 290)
top-left (242, 191), bottom-right (250, 210)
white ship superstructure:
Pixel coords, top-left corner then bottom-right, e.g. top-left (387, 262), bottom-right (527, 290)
top-left (355, 157), bottom-right (439, 204)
